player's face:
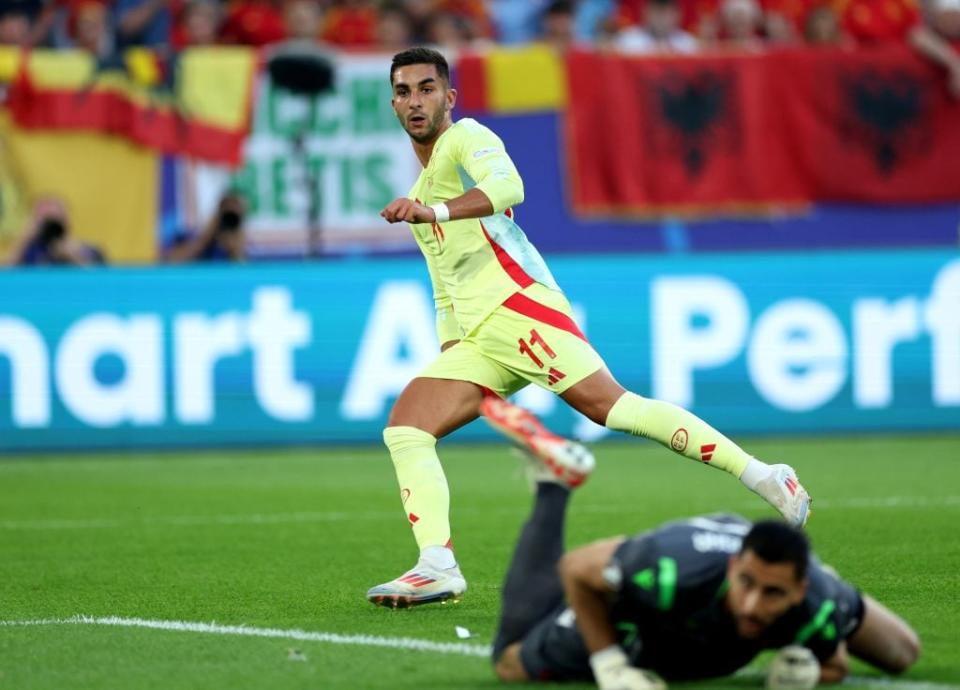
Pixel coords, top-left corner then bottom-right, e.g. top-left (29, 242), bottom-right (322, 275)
top-left (391, 63), bottom-right (456, 144)
top-left (725, 551), bottom-right (808, 639)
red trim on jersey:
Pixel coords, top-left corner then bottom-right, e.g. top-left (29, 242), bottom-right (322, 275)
top-left (481, 221), bottom-right (534, 289)
top-left (502, 293), bottom-right (588, 343)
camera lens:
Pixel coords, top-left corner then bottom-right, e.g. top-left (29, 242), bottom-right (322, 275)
top-left (219, 210), bottom-right (242, 231)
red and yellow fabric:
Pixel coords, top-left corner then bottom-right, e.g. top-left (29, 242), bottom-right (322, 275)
top-left (456, 44), bottom-right (566, 115)
top-left (0, 110), bottom-right (158, 263)
top-left (322, 5), bottom-right (378, 46)
top-left (4, 46), bottom-right (258, 166)
top-left (220, 0), bottom-right (286, 46)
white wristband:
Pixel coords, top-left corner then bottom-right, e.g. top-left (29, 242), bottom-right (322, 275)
top-left (430, 202), bottom-right (450, 223)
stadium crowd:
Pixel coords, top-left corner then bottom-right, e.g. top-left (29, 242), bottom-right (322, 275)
top-left (0, 0), bottom-right (958, 62)
top-left (1, 0), bottom-right (958, 266)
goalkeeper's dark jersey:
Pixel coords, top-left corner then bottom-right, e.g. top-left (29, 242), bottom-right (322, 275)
top-left (604, 514), bottom-right (864, 681)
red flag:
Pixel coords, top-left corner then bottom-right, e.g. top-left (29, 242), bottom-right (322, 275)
top-left (565, 47), bottom-right (960, 216)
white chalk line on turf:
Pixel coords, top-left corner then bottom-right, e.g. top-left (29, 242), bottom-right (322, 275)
top-left (3, 495), bottom-right (958, 532)
top-left (1, 617), bottom-right (956, 690)
top-left (733, 669), bottom-right (959, 690)
top-left (0, 510), bottom-right (397, 531)
top-left (0, 615), bottom-right (491, 657)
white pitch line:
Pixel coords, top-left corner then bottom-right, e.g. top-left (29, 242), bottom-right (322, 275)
top-left (0, 615), bottom-right (492, 658)
top-left (0, 616), bottom-right (955, 690)
top-left (734, 668), bottom-right (960, 690)
top-left (0, 510), bottom-right (398, 531)
top-left (576, 496), bottom-right (960, 515)
top-left (2, 496), bottom-right (958, 532)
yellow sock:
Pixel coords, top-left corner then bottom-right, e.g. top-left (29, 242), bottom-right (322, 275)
top-left (605, 392), bottom-right (751, 478)
top-left (383, 426), bottom-right (451, 550)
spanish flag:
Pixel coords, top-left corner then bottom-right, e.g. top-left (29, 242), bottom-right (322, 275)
top-left (6, 47), bottom-right (258, 166)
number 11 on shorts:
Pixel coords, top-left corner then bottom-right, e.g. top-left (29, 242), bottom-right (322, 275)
top-left (519, 329), bottom-right (566, 385)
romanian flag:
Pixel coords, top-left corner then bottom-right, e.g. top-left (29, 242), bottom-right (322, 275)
top-left (4, 47), bottom-right (259, 166)
top-left (456, 44), bottom-right (567, 115)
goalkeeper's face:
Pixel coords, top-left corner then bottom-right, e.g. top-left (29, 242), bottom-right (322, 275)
top-left (391, 63), bottom-right (457, 145)
top-left (725, 551), bottom-right (808, 639)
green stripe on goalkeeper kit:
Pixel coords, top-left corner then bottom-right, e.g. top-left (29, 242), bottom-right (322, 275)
top-left (795, 600), bottom-right (836, 644)
top-left (657, 557), bottom-right (677, 610)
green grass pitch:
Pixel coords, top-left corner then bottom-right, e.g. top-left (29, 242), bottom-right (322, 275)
top-left (2, 433), bottom-right (959, 690)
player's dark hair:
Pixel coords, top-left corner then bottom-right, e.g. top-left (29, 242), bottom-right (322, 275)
top-left (390, 47), bottom-right (450, 86)
top-left (740, 521), bottom-right (810, 580)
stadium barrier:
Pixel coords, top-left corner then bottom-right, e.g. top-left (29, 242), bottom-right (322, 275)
top-left (1, 248), bottom-right (957, 451)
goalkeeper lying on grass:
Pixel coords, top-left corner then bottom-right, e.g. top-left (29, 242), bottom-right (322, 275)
top-left (484, 399), bottom-right (920, 690)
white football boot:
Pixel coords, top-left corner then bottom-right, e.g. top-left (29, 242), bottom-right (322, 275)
top-left (480, 397), bottom-right (595, 489)
top-left (752, 464), bottom-right (811, 528)
top-left (366, 560), bottom-right (467, 609)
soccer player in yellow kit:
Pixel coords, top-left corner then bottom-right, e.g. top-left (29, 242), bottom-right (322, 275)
top-left (367, 47), bottom-right (811, 608)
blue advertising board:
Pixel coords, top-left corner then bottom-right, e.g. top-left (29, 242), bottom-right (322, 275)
top-left (0, 248), bottom-right (957, 451)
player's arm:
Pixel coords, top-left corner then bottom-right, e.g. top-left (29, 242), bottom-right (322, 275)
top-left (455, 127), bottom-right (524, 215)
top-left (381, 127), bottom-right (523, 224)
top-left (381, 187), bottom-right (495, 224)
top-left (819, 642), bottom-right (850, 684)
top-left (561, 537), bottom-right (667, 690)
top-left (558, 537), bottom-right (625, 652)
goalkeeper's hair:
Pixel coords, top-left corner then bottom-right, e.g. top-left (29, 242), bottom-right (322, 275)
top-left (741, 521), bottom-right (811, 580)
top-left (390, 47), bottom-right (450, 86)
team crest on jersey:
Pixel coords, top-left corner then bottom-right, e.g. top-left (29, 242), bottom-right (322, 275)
top-left (671, 428), bottom-right (688, 452)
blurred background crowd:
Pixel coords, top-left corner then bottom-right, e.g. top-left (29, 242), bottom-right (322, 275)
top-left (0, 0), bottom-right (958, 63)
top-left (0, 0), bottom-right (958, 267)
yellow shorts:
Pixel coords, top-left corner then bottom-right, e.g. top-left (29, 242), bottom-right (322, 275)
top-left (419, 283), bottom-right (606, 398)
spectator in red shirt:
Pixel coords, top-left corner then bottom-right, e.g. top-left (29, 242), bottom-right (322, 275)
top-left (322, 0), bottom-right (376, 46)
top-left (446, 0), bottom-right (492, 38)
top-left (221, 0), bottom-right (286, 46)
top-left (173, 0), bottom-right (221, 47)
top-left (838, 0), bottom-right (920, 42)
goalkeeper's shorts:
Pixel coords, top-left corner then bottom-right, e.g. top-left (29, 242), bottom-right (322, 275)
top-left (418, 282), bottom-right (606, 398)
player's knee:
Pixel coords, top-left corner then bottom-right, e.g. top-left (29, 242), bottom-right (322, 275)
top-left (382, 425), bottom-right (437, 454)
top-left (891, 629), bottom-right (921, 674)
top-left (492, 643), bottom-right (529, 682)
top-left (561, 371), bottom-right (626, 425)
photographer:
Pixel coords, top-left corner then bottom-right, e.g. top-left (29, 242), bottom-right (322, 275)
top-left (164, 192), bottom-right (247, 263)
top-left (6, 197), bottom-right (106, 267)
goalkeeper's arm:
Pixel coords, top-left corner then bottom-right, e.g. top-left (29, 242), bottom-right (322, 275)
top-left (558, 538), bottom-right (623, 654)
top-left (559, 539), bottom-right (666, 690)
